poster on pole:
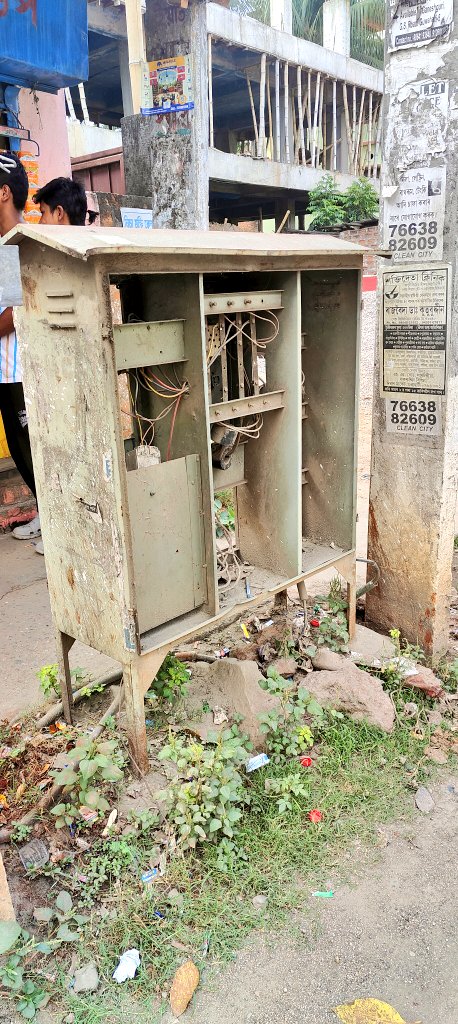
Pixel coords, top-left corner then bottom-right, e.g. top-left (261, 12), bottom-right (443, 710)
top-left (141, 55), bottom-right (194, 116)
top-left (389, 0), bottom-right (453, 50)
top-left (383, 166), bottom-right (446, 261)
top-left (381, 265), bottom-right (449, 399)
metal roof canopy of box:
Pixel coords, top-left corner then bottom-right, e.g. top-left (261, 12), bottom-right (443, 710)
top-left (3, 225), bottom-right (364, 772)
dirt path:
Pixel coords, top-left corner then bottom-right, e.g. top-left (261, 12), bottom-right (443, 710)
top-left (188, 776), bottom-right (458, 1024)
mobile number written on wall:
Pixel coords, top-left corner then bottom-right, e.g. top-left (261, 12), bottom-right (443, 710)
top-left (388, 221), bottom-right (439, 254)
top-left (385, 397), bottom-right (441, 436)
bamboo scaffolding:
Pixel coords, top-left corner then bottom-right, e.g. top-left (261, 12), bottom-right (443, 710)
top-left (354, 87), bottom-right (366, 173)
top-left (332, 79), bottom-right (337, 171)
top-left (311, 70), bottom-right (321, 167)
top-left (292, 93), bottom-right (299, 161)
top-left (284, 61), bottom-right (290, 162)
top-left (352, 85), bottom-right (357, 167)
top-left (297, 66), bottom-right (306, 165)
top-left (318, 76), bottom-right (325, 167)
top-left (322, 78), bottom-right (327, 170)
top-left (246, 75), bottom-right (259, 149)
top-left (367, 90), bottom-right (373, 177)
top-left (208, 34), bottom-right (214, 148)
top-left (373, 101), bottom-right (382, 179)
top-left (266, 62), bottom-right (273, 158)
top-left (258, 52), bottom-right (267, 158)
top-left (275, 59), bottom-right (281, 161)
top-left (342, 83), bottom-right (353, 173)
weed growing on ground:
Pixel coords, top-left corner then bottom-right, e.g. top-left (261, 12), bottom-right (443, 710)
top-left (158, 726), bottom-right (251, 851)
top-left (145, 655), bottom-right (190, 708)
top-left (258, 667), bottom-right (321, 762)
top-left (50, 735), bottom-right (125, 829)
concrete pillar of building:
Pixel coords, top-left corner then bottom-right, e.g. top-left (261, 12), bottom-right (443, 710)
top-left (322, 0), bottom-right (350, 56)
top-left (366, 4), bottom-right (458, 653)
top-left (270, 0), bottom-right (293, 34)
top-left (119, 40), bottom-right (134, 118)
top-left (121, 0), bottom-right (209, 229)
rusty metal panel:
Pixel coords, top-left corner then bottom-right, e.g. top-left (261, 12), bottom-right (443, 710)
top-left (126, 455), bottom-right (206, 633)
top-left (13, 244), bottom-right (136, 662)
top-left (114, 319), bottom-right (185, 371)
top-left (301, 269), bottom-right (360, 553)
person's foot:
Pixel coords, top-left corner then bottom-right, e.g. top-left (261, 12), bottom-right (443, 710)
top-left (34, 540), bottom-right (44, 556)
top-left (12, 514), bottom-right (41, 540)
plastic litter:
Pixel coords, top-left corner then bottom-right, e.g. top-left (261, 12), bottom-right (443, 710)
top-left (300, 756), bottom-right (312, 767)
top-left (102, 809), bottom-right (118, 836)
top-left (310, 618), bottom-right (320, 628)
top-left (19, 838), bottom-right (50, 870)
top-left (213, 706), bottom-right (228, 725)
top-left (245, 580), bottom-right (252, 598)
top-left (241, 623), bottom-right (250, 639)
top-left (112, 948), bottom-right (141, 984)
top-left (246, 753), bottom-right (270, 772)
top-left (142, 868), bottom-right (160, 886)
top-left (79, 806), bottom-right (97, 824)
top-left (312, 889), bottom-right (334, 898)
top-left (308, 809), bottom-right (323, 823)
top-left (213, 647), bottom-right (230, 659)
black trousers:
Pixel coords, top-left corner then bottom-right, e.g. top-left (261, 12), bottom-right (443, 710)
top-left (0, 382), bottom-right (36, 499)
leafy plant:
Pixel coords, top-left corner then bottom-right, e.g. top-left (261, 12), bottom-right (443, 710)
top-left (308, 612), bottom-right (350, 654)
top-left (76, 839), bottom-right (139, 906)
top-left (50, 735), bottom-right (125, 829)
top-left (343, 177), bottom-right (379, 221)
top-left (33, 890), bottom-right (88, 942)
top-left (37, 664), bottom-right (59, 700)
top-left (37, 664), bottom-right (88, 700)
top-left (0, 923), bottom-right (52, 1020)
top-left (264, 772), bottom-right (310, 813)
top-left (10, 823), bottom-right (32, 844)
top-left (158, 726), bottom-right (251, 851)
top-left (258, 668), bottom-right (321, 762)
top-left (79, 682), bottom-right (105, 699)
top-left (307, 174), bottom-right (346, 229)
top-left (145, 654), bottom-right (190, 707)
top-left (214, 836), bottom-right (248, 874)
top-left (214, 493), bottom-right (236, 536)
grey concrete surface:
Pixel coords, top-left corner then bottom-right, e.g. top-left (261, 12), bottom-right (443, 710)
top-left (189, 777), bottom-right (458, 1024)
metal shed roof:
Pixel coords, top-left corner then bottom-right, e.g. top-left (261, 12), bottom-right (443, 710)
top-left (2, 225), bottom-right (365, 264)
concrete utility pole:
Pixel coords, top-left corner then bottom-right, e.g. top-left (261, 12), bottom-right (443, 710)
top-left (366, 0), bottom-right (458, 653)
top-left (122, 0), bottom-right (209, 229)
top-left (322, 0), bottom-right (351, 56)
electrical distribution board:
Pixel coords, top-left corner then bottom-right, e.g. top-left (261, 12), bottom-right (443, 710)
top-left (5, 226), bottom-right (363, 769)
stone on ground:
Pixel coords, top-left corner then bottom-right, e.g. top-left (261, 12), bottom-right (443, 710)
top-left (415, 786), bottom-right (435, 814)
top-left (311, 648), bottom-right (346, 671)
top-left (270, 657), bottom-right (297, 677)
top-left (349, 624), bottom-right (396, 667)
top-left (73, 962), bottom-right (100, 994)
top-left (403, 667), bottom-right (444, 698)
top-left (306, 662), bottom-right (395, 732)
top-left (205, 658), bottom-right (279, 748)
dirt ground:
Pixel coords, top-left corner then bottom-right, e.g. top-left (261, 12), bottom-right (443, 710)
top-left (188, 775), bottom-right (458, 1024)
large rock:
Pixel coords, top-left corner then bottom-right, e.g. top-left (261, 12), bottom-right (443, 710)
top-left (206, 658), bottom-right (279, 748)
top-left (349, 624), bottom-right (396, 668)
top-left (73, 962), bottom-right (100, 994)
top-left (306, 662), bottom-right (395, 732)
top-left (311, 648), bottom-right (345, 672)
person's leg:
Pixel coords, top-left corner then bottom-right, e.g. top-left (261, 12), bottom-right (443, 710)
top-left (0, 382), bottom-right (36, 498)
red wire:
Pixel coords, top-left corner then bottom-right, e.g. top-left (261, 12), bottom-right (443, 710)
top-left (166, 394), bottom-right (182, 461)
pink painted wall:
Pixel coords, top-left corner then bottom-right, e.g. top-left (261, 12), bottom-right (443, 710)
top-left (18, 89), bottom-right (71, 184)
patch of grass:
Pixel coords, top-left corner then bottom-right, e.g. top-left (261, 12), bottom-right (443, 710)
top-left (62, 706), bottom-right (440, 1024)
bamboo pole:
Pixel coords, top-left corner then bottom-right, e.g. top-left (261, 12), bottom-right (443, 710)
top-left (291, 93), bottom-right (299, 162)
top-left (267, 63), bottom-right (273, 159)
top-left (352, 85), bottom-right (357, 167)
top-left (322, 78), bottom-right (327, 169)
top-left (332, 79), bottom-right (337, 171)
top-left (311, 71), bottom-right (321, 167)
top-left (373, 101), bottom-right (382, 179)
top-left (297, 66), bottom-right (306, 165)
top-left (258, 52), bottom-right (267, 158)
top-left (284, 62), bottom-right (290, 163)
top-left (246, 76), bottom-right (259, 148)
top-left (367, 90), bottom-right (373, 176)
top-left (275, 59), bottom-right (281, 160)
top-left (318, 76), bottom-right (325, 168)
top-left (355, 87), bottom-right (366, 174)
top-left (306, 70), bottom-right (312, 160)
top-left (342, 83), bottom-right (353, 173)
top-left (208, 34), bottom-right (214, 148)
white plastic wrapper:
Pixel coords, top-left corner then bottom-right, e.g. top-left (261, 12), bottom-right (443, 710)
top-left (112, 948), bottom-right (141, 984)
